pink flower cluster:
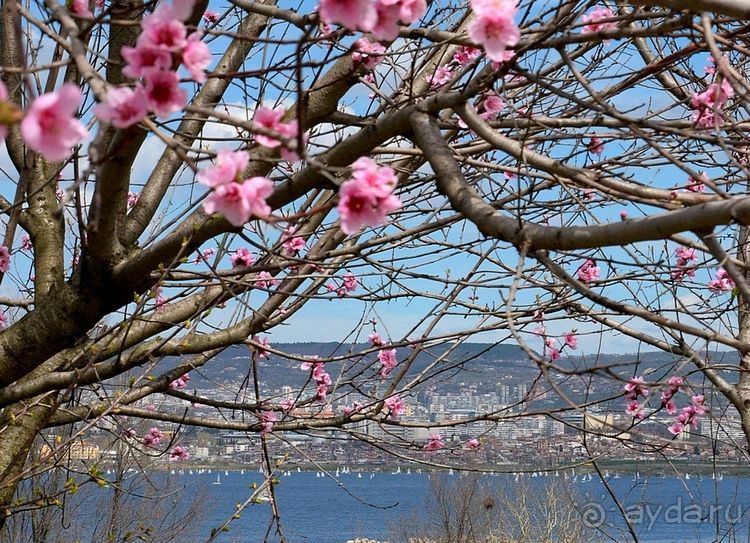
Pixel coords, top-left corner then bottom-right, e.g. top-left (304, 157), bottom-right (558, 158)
top-left (424, 434), bottom-right (444, 450)
top-left (425, 66), bottom-right (454, 88)
top-left (253, 336), bottom-right (270, 359)
top-left (67, 0), bottom-right (94, 19)
top-left (624, 376), bottom-right (649, 420)
top-left (468, 0), bottom-right (519, 63)
top-left (169, 373), bottom-right (191, 389)
top-left (581, 6), bottom-right (617, 34)
top-left (352, 38), bottom-right (386, 70)
top-left (22, 84), bottom-right (89, 162)
top-left (577, 259), bottom-right (600, 284)
top-left (708, 268), bottom-right (735, 294)
top-left (282, 227), bottom-right (306, 255)
top-left (343, 401), bottom-right (364, 416)
top-left (198, 149), bottom-right (273, 226)
top-left (369, 331), bottom-right (384, 346)
top-left (231, 247), bottom-right (255, 268)
top-left (691, 79), bottom-right (734, 129)
top-left (301, 357), bottom-right (332, 403)
top-left (96, 1), bottom-right (210, 127)
top-left (384, 394), bottom-right (405, 417)
top-left (587, 137), bottom-right (604, 155)
top-left (378, 348), bottom-right (398, 378)
top-left (169, 446), bottom-right (190, 461)
top-left (253, 106), bottom-right (302, 161)
top-left (143, 427), bottom-right (164, 447)
top-left (338, 157), bottom-right (402, 234)
top-left (0, 246), bottom-right (11, 273)
top-left (318, 0), bottom-right (426, 42)
top-left (260, 410), bottom-right (277, 435)
top-left (660, 376), bottom-right (683, 414)
top-left (668, 395), bottom-right (707, 436)
top-left (687, 174), bottom-right (707, 193)
top-left (453, 46), bottom-right (482, 66)
top-left (671, 246), bottom-right (696, 281)
top-left (255, 271), bottom-right (279, 289)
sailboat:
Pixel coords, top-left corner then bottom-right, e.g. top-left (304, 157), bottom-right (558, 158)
top-left (213, 473), bottom-right (221, 485)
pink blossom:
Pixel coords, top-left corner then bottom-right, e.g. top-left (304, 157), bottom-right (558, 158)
top-left (381, 0), bottom-right (425, 23)
top-left (533, 325), bottom-right (545, 336)
top-left (280, 398), bottom-right (295, 411)
top-left (68, 0), bottom-right (94, 19)
top-left (169, 446), bottom-right (190, 461)
top-left (197, 149), bottom-right (249, 188)
top-left (384, 395), bottom-right (405, 417)
top-left (625, 400), bottom-right (645, 419)
top-left (691, 80), bottom-right (734, 129)
top-left (687, 173), bottom-right (707, 193)
top-left (671, 246), bottom-right (697, 281)
top-left (143, 69), bottom-right (187, 117)
top-left (169, 373), bottom-right (190, 389)
top-left (231, 247), bottom-right (255, 268)
top-left (203, 10), bottom-right (220, 24)
top-left (619, 210), bottom-right (628, 221)
top-left (424, 434), bottom-right (444, 450)
top-left (624, 376), bottom-right (648, 399)
top-left (316, 382), bottom-right (328, 403)
top-left (425, 66), bottom-right (453, 88)
top-left (378, 348), bottom-right (398, 378)
top-left (548, 347), bottom-right (560, 361)
top-left (564, 332), bottom-right (577, 350)
top-left (692, 394), bottom-right (708, 415)
top-left (192, 247), bottom-right (215, 264)
top-left (705, 54), bottom-right (717, 75)
top-left (338, 158), bottom-right (402, 234)
top-left (255, 271), bottom-right (279, 289)
top-left (260, 410), bottom-right (276, 435)
top-left (352, 38), bottom-right (386, 70)
top-left (253, 336), bottom-right (270, 358)
top-left (140, 9), bottom-right (188, 52)
top-left (369, 332), bottom-right (383, 346)
top-left (576, 259), bottom-right (600, 283)
top-left (121, 44), bottom-right (172, 79)
top-left (254, 106), bottom-right (297, 149)
top-left (709, 268), bottom-right (735, 294)
top-left (664, 400), bottom-right (677, 415)
top-left (667, 422), bottom-right (684, 435)
top-left (587, 137), bottom-right (604, 155)
top-left (127, 191), bottom-right (140, 208)
top-left (453, 46), bottom-right (481, 65)
top-left (20, 84), bottom-right (88, 162)
top-left (318, 0), bottom-right (377, 34)
top-left (468, 0), bottom-right (520, 63)
top-left (202, 176), bottom-right (273, 226)
top-left (371, 1), bottom-right (401, 41)
top-left (0, 246), bottom-right (10, 273)
top-left (142, 427), bottom-right (164, 447)
top-left (581, 6), bottom-right (617, 33)
top-left (93, 86), bottom-right (148, 128)
top-left (20, 234), bottom-right (32, 251)
top-left (171, 0), bottom-right (196, 20)
top-left (182, 32), bottom-right (212, 83)
top-left (342, 272), bottom-right (358, 292)
top-left (467, 438), bottom-right (481, 450)
top-left (480, 94), bottom-right (505, 120)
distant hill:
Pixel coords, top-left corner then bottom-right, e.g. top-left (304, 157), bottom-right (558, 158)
top-left (174, 342), bottom-right (736, 399)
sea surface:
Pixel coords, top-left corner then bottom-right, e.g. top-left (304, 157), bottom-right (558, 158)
top-left (41, 468), bottom-right (750, 542)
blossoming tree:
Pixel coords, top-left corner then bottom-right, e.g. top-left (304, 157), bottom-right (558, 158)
top-left (2, 0), bottom-right (750, 535)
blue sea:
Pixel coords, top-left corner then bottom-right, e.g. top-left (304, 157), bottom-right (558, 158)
top-left (38, 469), bottom-right (750, 542)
